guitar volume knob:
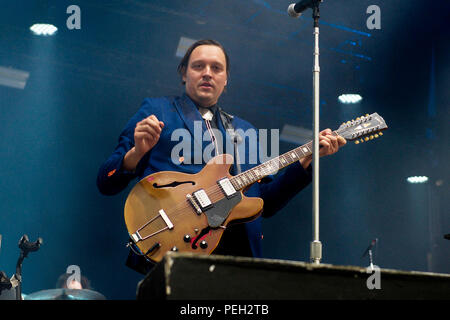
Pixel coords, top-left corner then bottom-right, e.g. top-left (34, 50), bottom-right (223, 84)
top-left (183, 235), bottom-right (191, 242)
top-left (200, 240), bottom-right (208, 249)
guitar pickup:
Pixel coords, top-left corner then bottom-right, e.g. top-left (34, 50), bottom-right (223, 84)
top-left (192, 189), bottom-right (212, 211)
top-left (218, 178), bottom-right (236, 198)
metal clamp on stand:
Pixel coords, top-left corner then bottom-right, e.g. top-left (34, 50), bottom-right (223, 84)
top-left (14, 235), bottom-right (43, 300)
top-left (0, 234), bottom-right (42, 300)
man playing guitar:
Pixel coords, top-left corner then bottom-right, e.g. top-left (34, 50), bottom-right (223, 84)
top-left (97, 39), bottom-right (346, 274)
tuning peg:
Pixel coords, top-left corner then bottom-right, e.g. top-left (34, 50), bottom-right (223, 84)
top-left (356, 117), bottom-right (360, 121)
top-left (364, 137), bottom-right (369, 141)
top-left (365, 114), bottom-right (369, 117)
top-left (355, 140), bottom-right (360, 144)
top-left (379, 132), bottom-right (383, 136)
top-left (360, 138), bottom-right (364, 143)
top-left (370, 135), bottom-right (374, 140)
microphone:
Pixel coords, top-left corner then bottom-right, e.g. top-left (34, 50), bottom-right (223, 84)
top-left (361, 238), bottom-right (378, 258)
top-left (287, 0), bottom-right (322, 18)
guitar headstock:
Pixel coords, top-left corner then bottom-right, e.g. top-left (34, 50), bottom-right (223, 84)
top-left (337, 113), bottom-right (388, 144)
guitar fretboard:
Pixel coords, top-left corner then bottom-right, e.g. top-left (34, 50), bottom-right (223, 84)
top-left (230, 131), bottom-right (339, 190)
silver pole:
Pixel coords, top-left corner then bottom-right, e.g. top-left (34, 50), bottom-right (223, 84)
top-left (310, 4), bottom-right (322, 265)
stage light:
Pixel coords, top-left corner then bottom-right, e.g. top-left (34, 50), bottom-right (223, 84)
top-left (407, 176), bottom-right (429, 184)
top-left (338, 94), bottom-right (362, 104)
top-left (30, 23), bottom-right (58, 36)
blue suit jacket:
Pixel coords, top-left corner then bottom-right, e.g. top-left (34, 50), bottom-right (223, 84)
top-left (97, 93), bottom-right (312, 273)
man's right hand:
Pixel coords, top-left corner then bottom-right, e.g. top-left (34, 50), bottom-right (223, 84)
top-left (122, 115), bottom-right (164, 172)
top-left (134, 115), bottom-right (165, 156)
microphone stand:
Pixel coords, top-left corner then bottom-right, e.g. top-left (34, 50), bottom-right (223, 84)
top-left (362, 238), bottom-right (378, 271)
top-left (13, 235), bottom-right (42, 300)
top-left (310, 1), bottom-right (322, 265)
top-left (14, 251), bottom-right (26, 300)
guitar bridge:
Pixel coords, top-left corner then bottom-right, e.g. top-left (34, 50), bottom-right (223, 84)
top-left (187, 194), bottom-right (202, 215)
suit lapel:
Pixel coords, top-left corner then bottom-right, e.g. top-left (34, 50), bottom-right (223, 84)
top-left (174, 93), bottom-right (206, 147)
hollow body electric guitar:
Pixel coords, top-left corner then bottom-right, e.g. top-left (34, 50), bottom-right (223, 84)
top-left (124, 113), bottom-right (388, 263)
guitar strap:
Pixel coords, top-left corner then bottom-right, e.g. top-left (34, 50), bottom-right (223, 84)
top-left (217, 107), bottom-right (242, 175)
top-left (218, 107), bottom-right (270, 183)
top-left (217, 107), bottom-right (234, 133)
top-left (213, 108), bottom-right (254, 258)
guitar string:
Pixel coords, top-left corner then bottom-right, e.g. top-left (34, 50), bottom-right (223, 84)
top-left (134, 152), bottom-right (306, 236)
top-left (137, 120), bottom-right (385, 250)
top-left (134, 121), bottom-right (383, 249)
top-left (153, 128), bottom-right (344, 217)
top-left (134, 130), bottom-right (346, 236)
top-left (135, 143), bottom-right (315, 234)
top-left (136, 149), bottom-right (301, 230)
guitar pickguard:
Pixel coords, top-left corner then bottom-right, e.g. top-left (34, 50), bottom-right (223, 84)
top-left (204, 193), bottom-right (242, 228)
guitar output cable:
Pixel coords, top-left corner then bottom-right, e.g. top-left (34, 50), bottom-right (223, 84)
top-left (126, 239), bottom-right (160, 257)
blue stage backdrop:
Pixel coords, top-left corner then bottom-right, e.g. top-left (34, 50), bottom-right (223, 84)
top-left (0, 0), bottom-right (448, 299)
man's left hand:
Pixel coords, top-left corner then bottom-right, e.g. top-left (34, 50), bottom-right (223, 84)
top-left (318, 128), bottom-right (346, 157)
top-left (300, 129), bottom-right (346, 169)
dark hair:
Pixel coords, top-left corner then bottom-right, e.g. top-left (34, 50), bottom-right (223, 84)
top-left (177, 39), bottom-right (230, 84)
top-left (56, 273), bottom-right (91, 290)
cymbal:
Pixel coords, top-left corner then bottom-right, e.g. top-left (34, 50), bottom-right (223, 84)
top-left (24, 288), bottom-right (106, 300)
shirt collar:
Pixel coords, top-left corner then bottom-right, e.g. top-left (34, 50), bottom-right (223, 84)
top-left (198, 104), bottom-right (218, 120)
top-left (183, 92), bottom-right (219, 121)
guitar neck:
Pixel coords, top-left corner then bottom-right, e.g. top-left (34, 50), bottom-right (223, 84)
top-left (229, 131), bottom-right (339, 190)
